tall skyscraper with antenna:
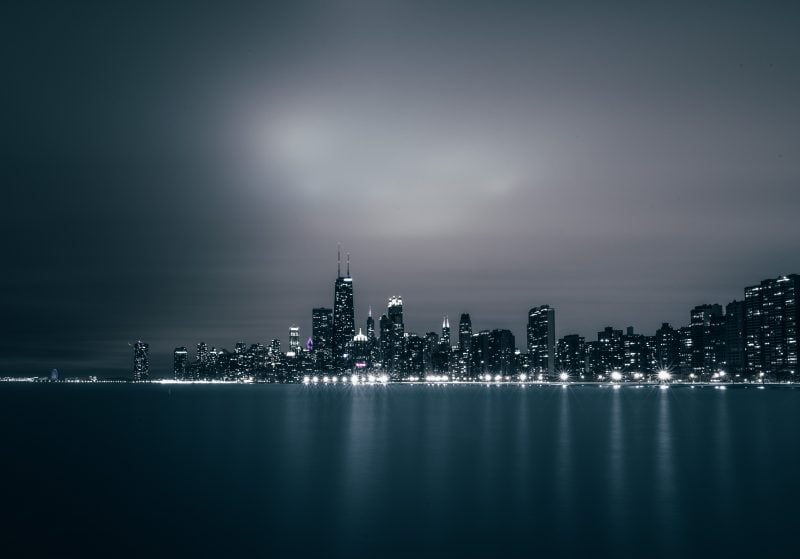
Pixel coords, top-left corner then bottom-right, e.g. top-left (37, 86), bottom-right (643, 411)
top-left (333, 245), bottom-right (355, 371)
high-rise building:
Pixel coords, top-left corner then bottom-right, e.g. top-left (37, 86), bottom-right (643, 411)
top-left (585, 340), bottom-right (601, 379)
top-left (441, 316), bottom-right (450, 345)
top-left (312, 307), bottom-right (333, 370)
top-left (725, 300), bottom-right (746, 376)
top-left (654, 323), bottom-right (680, 371)
top-left (690, 304), bottom-right (724, 378)
top-left (196, 342), bottom-right (209, 375)
top-left (596, 327), bottom-right (624, 377)
top-left (557, 334), bottom-right (586, 377)
top-left (404, 333), bottom-right (425, 377)
top-left (678, 326), bottom-right (693, 378)
top-left (366, 307), bottom-right (379, 368)
top-left (488, 329), bottom-right (516, 376)
top-left (366, 308), bottom-right (375, 339)
top-left (423, 332), bottom-right (439, 372)
top-left (386, 296), bottom-right (405, 377)
top-left (623, 326), bottom-right (648, 374)
top-left (527, 305), bottom-right (555, 378)
top-left (133, 341), bottom-right (149, 381)
top-left (289, 326), bottom-right (300, 352)
top-left (332, 247), bottom-right (355, 370)
top-left (173, 347), bottom-right (188, 380)
top-left (457, 313), bottom-right (472, 378)
top-left (379, 313), bottom-right (391, 371)
top-left (745, 274), bottom-right (799, 380)
top-left (470, 330), bottom-right (491, 378)
top-left (352, 328), bottom-right (370, 370)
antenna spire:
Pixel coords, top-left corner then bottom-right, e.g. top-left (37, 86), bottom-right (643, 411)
top-left (346, 252), bottom-right (350, 277)
top-left (337, 243), bottom-right (341, 277)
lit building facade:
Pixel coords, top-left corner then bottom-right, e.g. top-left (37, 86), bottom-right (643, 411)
top-left (527, 305), bottom-right (555, 378)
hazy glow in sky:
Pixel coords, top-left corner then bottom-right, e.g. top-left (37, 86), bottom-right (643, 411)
top-left (1, 0), bottom-right (798, 375)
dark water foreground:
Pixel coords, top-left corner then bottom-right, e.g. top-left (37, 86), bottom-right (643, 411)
top-left (2, 383), bottom-right (799, 558)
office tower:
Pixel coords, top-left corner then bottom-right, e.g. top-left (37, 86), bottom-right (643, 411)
top-left (366, 307), bottom-right (375, 339)
top-left (366, 307), bottom-right (379, 367)
top-left (457, 313), bottom-right (472, 378)
top-left (289, 326), bottom-right (300, 352)
top-left (404, 333), bottom-right (425, 377)
top-left (745, 274), bottom-right (800, 380)
top-left (234, 342), bottom-right (247, 377)
top-left (623, 326), bottom-right (648, 373)
top-left (424, 332), bottom-right (439, 372)
top-left (597, 327), bottom-right (624, 377)
top-left (379, 313), bottom-right (391, 371)
top-left (352, 329), bottom-right (370, 370)
top-left (196, 341), bottom-right (209, 375)
top-left (459, 314), bottom-right (472, 352)
top-left (585, 340), bottom-right (601, 379)
top-left (470, 330), bottom-right (491, 378)
top-left (387, 296), bottom-right (405, 377)
top-left (725, 300), bottom-right (746, 376)
top-left (557, 334), bottom-right (586, 376)
top-left (332, 247), bottom-right (355, 370)
top-left (690, 304), bottom-right (724, 378)
top-left (678, 326), bottom-right (693, 377)
top-left (654, 323), bottom-right (680, 371)
top-left (488, 329), bottom-right (516, 376)
top-left (312, 307), bottom-right (333, 369)
top-left (173, 347), bottom-right (188, 380)
top-left (133, 341), bottom-right (149, 381)
top-left (527, 305), bottom-right (556, 378)
top-left (441, 316), bottom-right (450, 345)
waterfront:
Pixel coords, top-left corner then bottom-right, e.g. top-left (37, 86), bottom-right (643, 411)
top-left (2, 383), bottom-right (799, 557)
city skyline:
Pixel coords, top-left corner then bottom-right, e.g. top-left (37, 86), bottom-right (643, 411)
top-left (3, 1), bottom-right (799, 378)
top-left (138, 258), bottom-right (797, 380)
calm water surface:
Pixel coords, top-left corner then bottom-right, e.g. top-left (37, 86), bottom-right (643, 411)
top-left (2, 384), bottom-right (799, 557)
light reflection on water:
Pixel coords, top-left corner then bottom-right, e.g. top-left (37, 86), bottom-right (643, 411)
top-left (2, 383), bottom-right (800, 557)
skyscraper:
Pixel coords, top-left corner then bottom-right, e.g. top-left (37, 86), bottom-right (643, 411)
top-left (623, 326), bottom-right (648, 373)
top-left (312, 307), bottom-right (333, 370)
top-left (725, 300), bottom-right (746, 376)
top-left (133, 341), bottom-right (149, 381)
top-left (745, 274), bottom-right (799, 380)
top-left (557, 334), bottom-right (586, 377)
top-left (655, 323), bottom-right (680, 371)
top-left (527, 305), bottom-right (555, 378)
top-left (458, 313), bottom-right (472, 379)
top-left (488, 329), bottom-right (516, 376)
top-left (289, 326), bottom-right (300, 352)
top-left (332, 247), bottom-right (355, 371)
top-left (173, 347), bottom-right (188, 380)
top-left (690, 304), bottom-right (724, 378)
top-left (441, 316), bottom-right (450, 345)
top-left (596, 327), bottom-right (624, 377)
top-left (387, 296), bottom-right (405, 377)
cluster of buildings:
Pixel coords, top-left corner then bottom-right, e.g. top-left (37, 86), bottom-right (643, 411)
top-left (131, 253), bottom-right (798, 383)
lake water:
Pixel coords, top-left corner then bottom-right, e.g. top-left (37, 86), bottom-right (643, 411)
top-left (2, 383), bottom-right (799, 557)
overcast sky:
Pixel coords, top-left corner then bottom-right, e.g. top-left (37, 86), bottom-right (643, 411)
top-left (2, 0), bottom-right (798, 376)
